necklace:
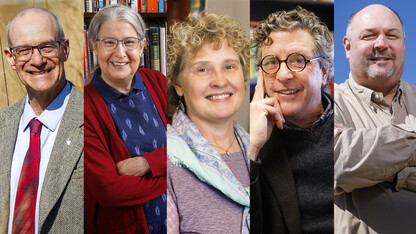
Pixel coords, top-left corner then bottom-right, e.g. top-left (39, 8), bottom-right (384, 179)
top-left (212, 136), bottom-right (236, 156)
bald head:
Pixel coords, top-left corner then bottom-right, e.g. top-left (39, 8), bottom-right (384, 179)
top-left (346, 4), bottom-right (404, 39)
top-left (7, 7), bottom-right (65, 48)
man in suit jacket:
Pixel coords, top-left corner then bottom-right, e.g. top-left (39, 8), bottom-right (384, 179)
top-left (0, 7), bottom-right (83, 233)
top-left (250, 7), bottom-right (334, 233)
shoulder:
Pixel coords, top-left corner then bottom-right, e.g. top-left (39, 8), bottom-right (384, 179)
top-left (138, 68), bottom-right (166, 82)
top-left (0, 96), bottom-right (25, 125)
top-left (334, 80), bottom-right (351, 101)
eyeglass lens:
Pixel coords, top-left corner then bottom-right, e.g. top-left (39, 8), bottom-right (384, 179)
top-left (99, 37), bottom-right (140, 51)
top-left (261, 53), bottom-right (308, 74)
top-left (12, 41), bottom-right (60, 61)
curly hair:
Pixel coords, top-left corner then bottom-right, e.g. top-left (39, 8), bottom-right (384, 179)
top-left (252, 6), bottom-right (334, 85)
top-left (167, 10), bottom-right (250, 107)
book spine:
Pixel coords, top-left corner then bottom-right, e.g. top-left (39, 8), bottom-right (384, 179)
top-left (83, 25), bottom-right (89, 79)
top-left (158, 0), bottom-right (164, 13)
top-left (141, 0), bottom-right (147, 13)
top-left (159, 21), bottom-right (166, 75)
top-left (150, 27), bottom-right (160, 71)
top-left (147, 0), bottom-right (158, 13)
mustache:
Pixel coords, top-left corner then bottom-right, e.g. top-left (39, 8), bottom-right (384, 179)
top-left (366, 51), bottom-right (395, 60)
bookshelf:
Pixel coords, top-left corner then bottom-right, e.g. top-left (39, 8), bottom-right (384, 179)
top-left (83, 1), bottom-right (168, 82)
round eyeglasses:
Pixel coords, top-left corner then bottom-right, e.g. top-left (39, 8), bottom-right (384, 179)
top-left (10, 40), bottom-right (62, 62)
top-left (258, 53), bottom-right (322, 74)
top-left (96, 37), bottom-right (142, 51)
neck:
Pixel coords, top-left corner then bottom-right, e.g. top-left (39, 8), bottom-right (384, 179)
top-left (27, 79), bottom-right (66, 116)
top-left (101, 75), bottom-right (133, 95)
top-left (189, 114), bottom-right (237, 153)
top-left (354, 77), bottom-right (400, 107)
top-left (285, 102), bottom-right (324, 129)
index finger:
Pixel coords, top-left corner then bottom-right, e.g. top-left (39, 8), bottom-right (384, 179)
top-left (252, 68), bottom-right (266, 101)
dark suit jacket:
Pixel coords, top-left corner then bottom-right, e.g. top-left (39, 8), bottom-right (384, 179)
top-left (251, 127), bottom-right (302, 234)
top-left (0, 83), bottom-right (84, 233)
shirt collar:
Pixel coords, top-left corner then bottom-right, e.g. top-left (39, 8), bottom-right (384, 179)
top-left (22, 81), bottom-right (71, 132)
top-left (348, 73), bottom-right (403, 106)
top-left (92, 69), bottom-right (144, 104)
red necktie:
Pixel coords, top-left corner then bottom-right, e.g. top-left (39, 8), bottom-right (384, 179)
top-left (12, 119), bottom-right (42, 234)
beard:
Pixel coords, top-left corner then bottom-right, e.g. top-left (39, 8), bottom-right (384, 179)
top-left (365, 51), bottom-right (395, 80)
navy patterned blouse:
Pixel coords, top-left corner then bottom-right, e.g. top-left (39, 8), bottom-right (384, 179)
top-left (92, 70), bottom-right (167, 234)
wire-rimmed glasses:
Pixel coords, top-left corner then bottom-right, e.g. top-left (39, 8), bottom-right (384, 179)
top-left (257, 53), bottom-right (322, 74)
top-left (95, 37), bottom-right (142, 51)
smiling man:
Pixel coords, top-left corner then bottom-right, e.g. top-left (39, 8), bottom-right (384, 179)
top-left (334, 4), bottom-right (416, 233)
top-left (250, 7), bottom-right (334, 234)
top-left (0, 7), bottom-right (83, 233)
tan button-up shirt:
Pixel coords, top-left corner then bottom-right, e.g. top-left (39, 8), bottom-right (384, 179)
top-left (334, 75), bottom-right (416, 233)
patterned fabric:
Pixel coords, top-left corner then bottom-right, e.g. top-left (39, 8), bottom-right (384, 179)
top-left (12, 119), bottom-right (42, 233)
top-left (167, 108), bottom-right (250, 234)
top-left (92, 70), bottom-right (166, 234)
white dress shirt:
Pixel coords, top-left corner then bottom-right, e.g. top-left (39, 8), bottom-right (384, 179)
top-left (8, 81), bottom-right (71, 234)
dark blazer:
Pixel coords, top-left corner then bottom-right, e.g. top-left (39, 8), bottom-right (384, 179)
top-left (251, 127), bottom-right (302, 234)
top-left (0, 83), bottom-right (84, 233)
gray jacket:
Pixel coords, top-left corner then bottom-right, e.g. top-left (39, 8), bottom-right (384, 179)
top-left (0, 83), bottom-right (84, 233)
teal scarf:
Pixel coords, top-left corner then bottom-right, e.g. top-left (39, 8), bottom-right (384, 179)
top-left (167, 108), bottom-right (250, 234)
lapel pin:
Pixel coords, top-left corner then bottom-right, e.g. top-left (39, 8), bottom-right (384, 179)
top-left (66, 139), bottom-right (71, 145)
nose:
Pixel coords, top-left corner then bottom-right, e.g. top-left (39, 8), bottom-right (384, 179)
top-left (374, 35), bottom-right (388, 51)
top-left (211, 69), bottom-right (227, 87)
top-left (113, 41), bottom-right (127, 57)
top-left (275, 61), bottom-right (294, 83)
top-left (29, 47), bottom-right (47, 66)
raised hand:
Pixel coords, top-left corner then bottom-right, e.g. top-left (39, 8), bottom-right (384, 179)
top-left (250, 70), bottom-right (285, 161)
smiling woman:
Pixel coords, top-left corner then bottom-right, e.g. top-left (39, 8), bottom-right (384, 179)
top-left (166, 10), bottom-right (251, 234)
top-left (84, 5), bottom-right (167, 234)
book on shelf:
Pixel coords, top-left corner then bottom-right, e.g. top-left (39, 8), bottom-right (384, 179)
top-left (147, 0), bottom-right (158, 13)
top-left (149, 25), bottom-right (160, 71)
top-left (84, 0), bottom-right (166, 13)
top-left (158, 21), bottom-right (166, 75)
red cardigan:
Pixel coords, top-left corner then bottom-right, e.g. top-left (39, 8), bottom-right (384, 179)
top-left (84, 68), bottom-right (167, 234)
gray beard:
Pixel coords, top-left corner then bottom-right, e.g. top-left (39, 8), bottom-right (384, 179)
top-left (365, 63), bottom-right (395, 80)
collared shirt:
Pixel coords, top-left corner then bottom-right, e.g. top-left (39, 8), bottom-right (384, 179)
top-left (92, 70), bottom-right (166, 234)
top-left (8, 81), bottom-right (71, 234)
top-left (334, 75), bottom-right (416, 233)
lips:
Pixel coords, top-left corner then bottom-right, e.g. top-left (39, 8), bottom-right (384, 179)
top-left (206, 93), bottom-right (232, 100)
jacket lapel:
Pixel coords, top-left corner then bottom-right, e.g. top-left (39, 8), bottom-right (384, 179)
top-left (0, 97), bottom-right (26, 233)
top-left (38, 86), bottom-right (83, 228)
top-left (259, 126), bottom-right (301, 234)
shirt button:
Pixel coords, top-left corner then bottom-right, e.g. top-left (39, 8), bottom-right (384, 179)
top-left (374, 94), bottom-right (380, 99)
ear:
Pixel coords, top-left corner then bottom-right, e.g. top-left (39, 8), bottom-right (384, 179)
top-left (321, 66), bottom-right (328, 86)
top-left (343, 36), bottom-right (351, 59)
top-left (139, 38), bottom-right (146, 55)
top-left (4, 48), bottom-right (16, 70)
top-left (62, 39), bottom-right (70, 61)
top-left (174, 82), bottom-right (184, 97)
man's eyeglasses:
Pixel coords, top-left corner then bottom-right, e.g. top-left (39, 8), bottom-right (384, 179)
top-left (96, 37), bottom-right (142, 51)
top-left (258, 53), bottom-right (322, 74)
top-left (10, 41), bottom-right (63, 62)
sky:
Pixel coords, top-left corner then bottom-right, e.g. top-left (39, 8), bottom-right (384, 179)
top-left (334, 0), bottom-right (416, 85)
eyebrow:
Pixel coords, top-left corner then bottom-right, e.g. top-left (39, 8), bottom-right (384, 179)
top-left (191, 58), bottom-right (240, 66)
top-left (361, 28), bottom-right (401, 34)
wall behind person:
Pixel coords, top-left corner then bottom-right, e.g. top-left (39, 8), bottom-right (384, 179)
top-left (0, 0), bottom-right (84, 109)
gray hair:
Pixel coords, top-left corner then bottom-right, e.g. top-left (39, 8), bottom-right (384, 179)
top-left (252, 6), bottom-right (334, 85)
top-left (87, 5), bottom-right (147, 49)
top-left (345, 5), bottom-right (405, 39)
top-left (7, 7), bottom-right (65, 47)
